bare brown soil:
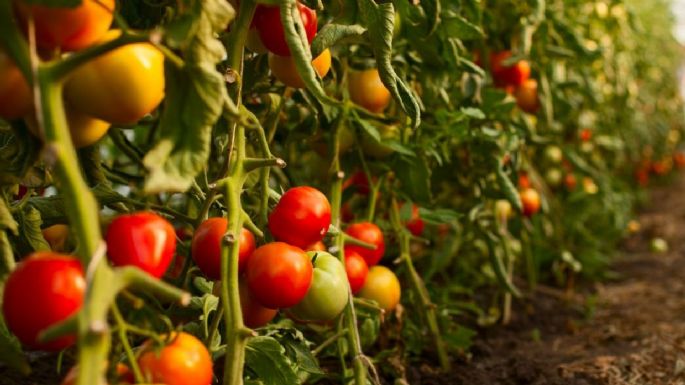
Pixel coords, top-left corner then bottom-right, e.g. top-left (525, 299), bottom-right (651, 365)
top-left (411, 176), bottom-right (685, 385)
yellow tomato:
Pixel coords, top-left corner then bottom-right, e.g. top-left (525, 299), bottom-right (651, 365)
top-left (268, 49), bottom-right (332, 89)
top-left (0, 51), bottom-right (32, 120)
top-left (64, 30), bottom-right (165, 125)
top-left (26, 106), bottom-right (111, 148)
top-left (358, 265), bottom-right (401, 311)
top-left (348, 68), bottom-right (391, 113)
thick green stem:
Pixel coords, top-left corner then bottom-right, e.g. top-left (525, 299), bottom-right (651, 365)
top-left (390, 200), bottom-right (451, 371)
top-left (330, 111), bottom-right (370, 385)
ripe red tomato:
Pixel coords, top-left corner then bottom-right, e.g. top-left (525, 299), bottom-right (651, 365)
top-left (520, 188), bottom-right (541, 217)
top-left (269, 48), bottom-right (331, 89)
top-left (402, 204), bottom-right (424, 236)
top-left (342, 171), bottom-right (371, 196)
top-left (14, 0), bottom-right (114, 51)
top-left (490, 51), bottom-right (530, 88)
top-left (240, 280), bottom-right (278, 328)
top-left (358, 266), bottom-right (401, 311)
top-left (635, 167), bottom-right (649, 186)
top-left (344, 250), bottom-right (368, 294)
top-left (518, 173), bottom-right (531, 189)
top-left (246, 242), bottom-right (313, 309)
top-left (564, 173), bottom-right (577, 191)
top-left (348, 69), bottom-right (391, 113)
top-left (2, 252), bottom-right (85, 351)
top-left (105, 212), bottom-right (176, 278)
top-left (191, 218), bottom-right (256, 280)
top-left (344, 222), bottom-right (385, 266)
top-left (579, 128), bottom-right (593, 142)
top-left (254, 3), bottom-right (317, 56)
top-left (138, 332), bottom-right (213, 385)
top-left (268, 186), bottom-right (331, 249)
top-left (514, 79), bottom-right (539, 114)
top-left (673, 151), bottom-right (685, 169)
top-left (0, 50), bottom-right (32, 120)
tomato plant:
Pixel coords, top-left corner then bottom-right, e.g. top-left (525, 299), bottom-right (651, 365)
top-left (2, 252), bottom-right (85, 351)
top-left (191, 218), bottom-right (255, 280)
top-left (105, 211), bottom-right (176, 278)
top-left (138, 332), bottom-right (213, 385)
top-left (246, 242), bottom-right (313, 309)
top-left (268, 186), bottom-right (331, 249)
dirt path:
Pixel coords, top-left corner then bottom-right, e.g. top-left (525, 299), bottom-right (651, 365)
top-left (414, 176), bottom-right (685, 385)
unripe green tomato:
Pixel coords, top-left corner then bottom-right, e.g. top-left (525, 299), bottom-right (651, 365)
top-left (290, 251), bottom-right (349, 321)
top-left (544, 146), bottom-right (563, 164)
top-left (360, 123), bottom-right (399, 159)
top-left (545, 168), bottom-right (563, 187)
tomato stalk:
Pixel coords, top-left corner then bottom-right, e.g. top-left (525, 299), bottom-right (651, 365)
top-left (329, 105), bottom-right (372, 384)
top-left (389, 199), bottom-right (451, 371)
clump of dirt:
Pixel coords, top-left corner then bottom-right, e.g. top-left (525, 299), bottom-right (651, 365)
top-left (412, 176), bottom-right (685, 385)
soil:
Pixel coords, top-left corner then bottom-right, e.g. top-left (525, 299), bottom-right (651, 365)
top-left (411, 175), bottom-right (685, 385)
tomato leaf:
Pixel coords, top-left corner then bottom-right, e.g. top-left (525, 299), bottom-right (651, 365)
top-left (394, 156), bottom-right (431, 203)
top-left (311, 24), bottom-right (366, 58)
top-left (245, 336), bottom-right (299, 385)
top-left (142, 0), bottom-right (234, 193)
top-left (12, 206), bottom-right (49, 254)
top-left (357, 0), bottom-right (421, 128)
top-left (443, 14), bottom-right (483, 40)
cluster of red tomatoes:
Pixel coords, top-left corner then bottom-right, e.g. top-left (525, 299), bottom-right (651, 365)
top-left (0, 0), bottom-right (165, 146)
top-left (485, 50), bottom-right (539, 114)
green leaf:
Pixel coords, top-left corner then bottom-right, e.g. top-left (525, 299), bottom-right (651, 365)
top-left (311, 24), bottom-right (366, 58)
top-left (418, 207), bottom-right (461, 224)
top-left (14, 205), bottom-right (49, 253)
top-left (143, 0), bottom-right (233, 193)
top-left (443, 14), bottom-right (483, 40)
top-left (245, 336), bottom-right (299, 385)
top-left (358, 0), bottom-right (421, 128)
top-left (394, 156), bottom-right (431, 202)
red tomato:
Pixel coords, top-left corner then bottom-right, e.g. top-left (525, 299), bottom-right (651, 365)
top-left (240, 280), bottom-right (278, 328)
top-left (674, 151), bottom-right (685, 169)
top-left (635, 167), bottom-right (649, 186)
top-left (342, 171), bottom-right (371, 196)
top-left (579, 128), bottom-right (593, 142)
top-left (564, 173), bottom-right (577, 191)
top-left (514, 78), bottom-right (539, 114)
top-left (2, 252), bottom-right (85, 351)
top-left (341, 201), bottom-right (355, 223)
top-left (305, 241), bottom-right (327, 252)
top-left (14, 0), bottom-right (115, 51)
top-left (254, 3), bottom-right (317, 56)
top-left (138, 332), bottom-right (213, 385)
top-left (520, 188), bottom-right (541, 217)
top-left (518, 173), bottom-right (531, 189)
top-left (191, 218), bottom-right (256, 280)
top-left (402, 204), bottom-right (424, 236)
top-left (105, 212), bottom-right (176, 278)
top-left (344, 250), bottom-right (368, 294)
top-left (344, 222), bottom-right (385, 266)
top-left (246, 242), bottom-right (313, 309)
top-left (490, 51), bottom-right (530, 88)
top-left (268, 186), bottom-right (331, 249)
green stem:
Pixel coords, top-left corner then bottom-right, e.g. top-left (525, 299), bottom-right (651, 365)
top-left (330, 110), bottom-right (370, 385)
top-left (390, 199), bottom-right (451, 371)
top-left (111, 304), bottom-right (145, 383)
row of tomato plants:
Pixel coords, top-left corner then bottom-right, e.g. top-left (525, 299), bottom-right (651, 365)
top-left (0, 0), bottom-right (683, 384)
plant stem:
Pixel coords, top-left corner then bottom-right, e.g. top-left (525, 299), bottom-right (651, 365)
top-left (330, 110), bottom-right (370, 385)
top-left (111, 304), bottom-right (145, 383)
top-left (390, 199), bottom-right (451, 371)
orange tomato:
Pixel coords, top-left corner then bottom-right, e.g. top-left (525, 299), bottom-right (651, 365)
top-left (358, 266), bottom-right (401, 311)
top-left (42, 224), bottom-right (69, 252)
top-left (514, 79), bottom-right (539, 114)
top-left (26, 105), bottom-right (111, 148)
top-left (269, 49), bottom-right (331, 89)
top-left (138, 332), bottom-right (213, 385)
top-left (348, 68), bottom-right (391, 113)
top-left (520, 188), bottom-right (541, 217)
top-left (15, 0), bottom-right (115, 51)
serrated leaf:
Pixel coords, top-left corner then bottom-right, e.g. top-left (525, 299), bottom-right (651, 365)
top-left (15, 206), bottom-right (49, 253)
top-left (245, 336), bottom-right (299, 385)
top-left (143, 0), bottom-right (233, 193)
top-left (311, 24), bottom-right (366, 57)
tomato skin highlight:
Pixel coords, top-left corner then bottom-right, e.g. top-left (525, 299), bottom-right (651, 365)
top-left (254, 3), bottom-right (317, 56)
top-left (0, 50), bottom-right (32, 120)
top-left (269, 48), bottom-right (331, 88)
top-left (191, 218), bottom-right (256, 280)
top-left (15, 0), bottom-right (114, 51)
top-left (291, 251), bottom-right (349, 321)
top-left (2, 252), bottom-right (85, 351)
top-left (344, 222), bottom-right (385, 266)
top-left (344, 250), bottom-right (368, 294)
top-left (105, 211), bottom-right (176, 278)
top-left (358, 265), bottom-right (401, 312)
top-left (348, 69), bottom-right (391, 113)
top-left (268, 186), bottom-right (331, 249)
top-left (64, 30), bottom-right (165, 125)
top-left (520, 188), bottom-right (541, 217)
top-left (246, 242), bottom-right (313, 309)
top-left (138, 332), bottom-right (213, 385)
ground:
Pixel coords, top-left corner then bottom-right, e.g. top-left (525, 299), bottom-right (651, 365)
top-left (412, 175), bottom-right (685, 385)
